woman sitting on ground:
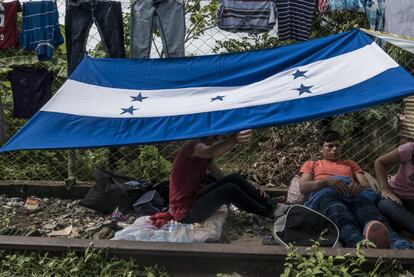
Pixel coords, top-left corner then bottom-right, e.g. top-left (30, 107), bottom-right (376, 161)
top-left (375, 142), bottom-right (414, 235)
top-left (169, 129), bottom-right (285, 224)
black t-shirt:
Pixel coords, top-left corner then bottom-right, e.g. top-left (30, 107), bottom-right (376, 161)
top-left (9, 66), bottom-right (53, 119)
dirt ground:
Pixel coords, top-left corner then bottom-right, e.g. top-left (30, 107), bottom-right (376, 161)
top-left (0, 195), bottom-right (277, 245)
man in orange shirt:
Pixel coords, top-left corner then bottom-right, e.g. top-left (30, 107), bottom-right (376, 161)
top-left (299, 130), bottom-right (413, 249)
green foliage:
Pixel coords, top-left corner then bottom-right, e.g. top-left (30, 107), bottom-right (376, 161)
top-left (0, 211), bottom-right (10, 230)
top-left (185, 0), bottom-right (219, 42)
top-left (114, 145), bottom-right (172, 183)
top-left (310, 12), bottom-right (368, 39)
top-left (282, 240), bottom-right (406, 277)
top-left (0, 246), bottom-right (169, 277)
top-left (0, 151), bottom-right (68, 180)
top-left (213, 33), bottom-right (292, 54)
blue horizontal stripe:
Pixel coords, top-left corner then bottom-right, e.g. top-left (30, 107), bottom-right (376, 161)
top-left (70, 30), bottom-right (371, 90)
top-left (2, 66), bottom-right (414, 152)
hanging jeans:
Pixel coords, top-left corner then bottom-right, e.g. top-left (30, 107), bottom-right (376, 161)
top-left (65, 0), bottom-right (125, 75)
top-left (130, 0), bottom-right (185, 58)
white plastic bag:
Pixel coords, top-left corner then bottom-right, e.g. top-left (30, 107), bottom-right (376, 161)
top-left (112, 206), bottom-right (228, 243)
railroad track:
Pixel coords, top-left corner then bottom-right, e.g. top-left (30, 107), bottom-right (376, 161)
top-left (1, 235), bottom-right (414, 277)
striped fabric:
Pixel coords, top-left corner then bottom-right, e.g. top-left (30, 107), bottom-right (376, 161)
top-left (276, 0), bottom-right (316, 41)
top-left (327, 0), bottom-right (385, 31)
top-left (19, 0), bottom-right (64, 61)
top-left (217, 0), bottom-right (277, 33)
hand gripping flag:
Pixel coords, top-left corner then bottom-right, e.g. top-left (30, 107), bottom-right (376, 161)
top-left (2, 29), bottom-right (414, 151)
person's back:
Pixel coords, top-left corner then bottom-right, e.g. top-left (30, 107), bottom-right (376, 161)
top-left (169, 140), bottom-right (211, 220)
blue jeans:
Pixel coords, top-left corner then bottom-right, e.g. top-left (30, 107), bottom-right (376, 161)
top-left (378, 198), bottom-right (414, 235)
top-left (130, 0), bottom-right (185, 58)
top-left (65, 0), bottom-right (126, 75)
top-left (317, 193), bottom-right (413, 249)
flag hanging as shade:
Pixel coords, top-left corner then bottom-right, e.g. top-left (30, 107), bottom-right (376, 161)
top-left (1, 29), bottom-right (414, 152)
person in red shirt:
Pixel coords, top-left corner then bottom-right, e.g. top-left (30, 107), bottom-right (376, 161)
top-left (169, 129), bottom-right (285, 223)
top-left (299, 130), bottom-right (413, 249)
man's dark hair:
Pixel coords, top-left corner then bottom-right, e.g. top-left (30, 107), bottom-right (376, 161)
top-left (319, 130), bottom-right (341, 146)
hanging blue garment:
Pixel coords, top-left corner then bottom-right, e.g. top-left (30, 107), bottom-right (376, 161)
top-left (19, 0), bottom-right (64, 61)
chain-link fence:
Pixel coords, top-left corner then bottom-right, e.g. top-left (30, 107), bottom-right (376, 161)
top-left (0, 1), bottom-right (413, 188)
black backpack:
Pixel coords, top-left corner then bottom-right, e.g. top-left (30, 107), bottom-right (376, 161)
top-left (80, 168), bottom-right (153, 214)
top-left (273, 205), bottom-right (339, 247)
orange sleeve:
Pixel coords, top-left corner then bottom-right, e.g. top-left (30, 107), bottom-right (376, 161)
top-left (345, 160), bottom-right (364, 174)
top-left (299, 160), bottom-right (315, 174)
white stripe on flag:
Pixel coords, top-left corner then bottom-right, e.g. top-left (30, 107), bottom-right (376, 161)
top-left (42, 42), bottom-right (398, 118)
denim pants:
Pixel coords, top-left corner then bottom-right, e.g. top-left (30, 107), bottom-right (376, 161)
top-left (130, 0), bottom-right (185, 58)
top-left (317, 192), bottom-right (410, 248)
top-left (317, 193), bottom-right (375, 247)
top-left (180, 173), bottom-right (275, 224)
top-left (65, 0), bottom-right (126, 75)
top-left (378, 198), bottom-right (414, 235)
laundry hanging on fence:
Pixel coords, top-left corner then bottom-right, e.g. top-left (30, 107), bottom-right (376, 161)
top-left (65, 0), bottom-right (125, 75)
top-left (326, 0), bottom-right (385, 31)
top-left (384, 0), bottom-right (414, 38)
top-left (2, 29), bottom-right (414, 152)
top-left (0, 0), bottom-right (20, 49)
top-left (276, 0), bottom-right (316, 41)
top-left (19, 0), bottom-right (64, 61)
top-left (217, 0), bottom-right (277, 34)
top-left (130, 0), bottom-right (185, 58)
top-left (8, 67), bottom-right (53, 119)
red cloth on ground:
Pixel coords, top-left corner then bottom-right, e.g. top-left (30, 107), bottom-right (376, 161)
top-left (150, 212), bottom-right (174, 229)
top-left (169, 141), bottom-right (211, 221)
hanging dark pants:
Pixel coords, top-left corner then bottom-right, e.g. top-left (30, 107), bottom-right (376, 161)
top-left (65, 0), bottom-right (126, 75)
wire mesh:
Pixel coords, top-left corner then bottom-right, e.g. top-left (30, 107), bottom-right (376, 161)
top-left (0, 1), bottom-right (413, 187)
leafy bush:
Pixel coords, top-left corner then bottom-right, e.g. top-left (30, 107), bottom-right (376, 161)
top-left (114, 145), bottom-right (172, 183)
top-left (0, 246), bottom-right (169, 277)
top-left (282, 240), bottom-right (407, 277)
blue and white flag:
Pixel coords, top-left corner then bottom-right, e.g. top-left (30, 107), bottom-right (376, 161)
top-left (2, 29), bottom-right (414, 151)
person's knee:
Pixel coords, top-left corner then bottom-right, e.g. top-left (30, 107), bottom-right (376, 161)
top-left (225, 173), bottom-right (244, 182)
top-left (378, 198), bottom-right (398, 214)
top-left (219, 183), bottom-right (239, 194)
top-left (324, 204), bottom-right (356, 224)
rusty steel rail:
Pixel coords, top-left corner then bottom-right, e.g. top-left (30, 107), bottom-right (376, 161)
top-left (0, 235), bottom-right (414, 277)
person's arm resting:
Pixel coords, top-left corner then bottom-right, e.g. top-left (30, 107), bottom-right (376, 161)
top-left (299, 173), bottom-right (328, 194)
top-left (374, 148), bottom-right (402, 204)
top-left (374, 148), bottom-right (401, 192)
top-left (354, 172), bottom-right (370, 188)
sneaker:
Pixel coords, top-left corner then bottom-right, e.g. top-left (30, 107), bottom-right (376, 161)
top-left (363, 220), bottom-right (390, 249)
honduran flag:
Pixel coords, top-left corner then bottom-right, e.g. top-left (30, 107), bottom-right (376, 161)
top-left (1, 29), bottom-right (414, 152)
